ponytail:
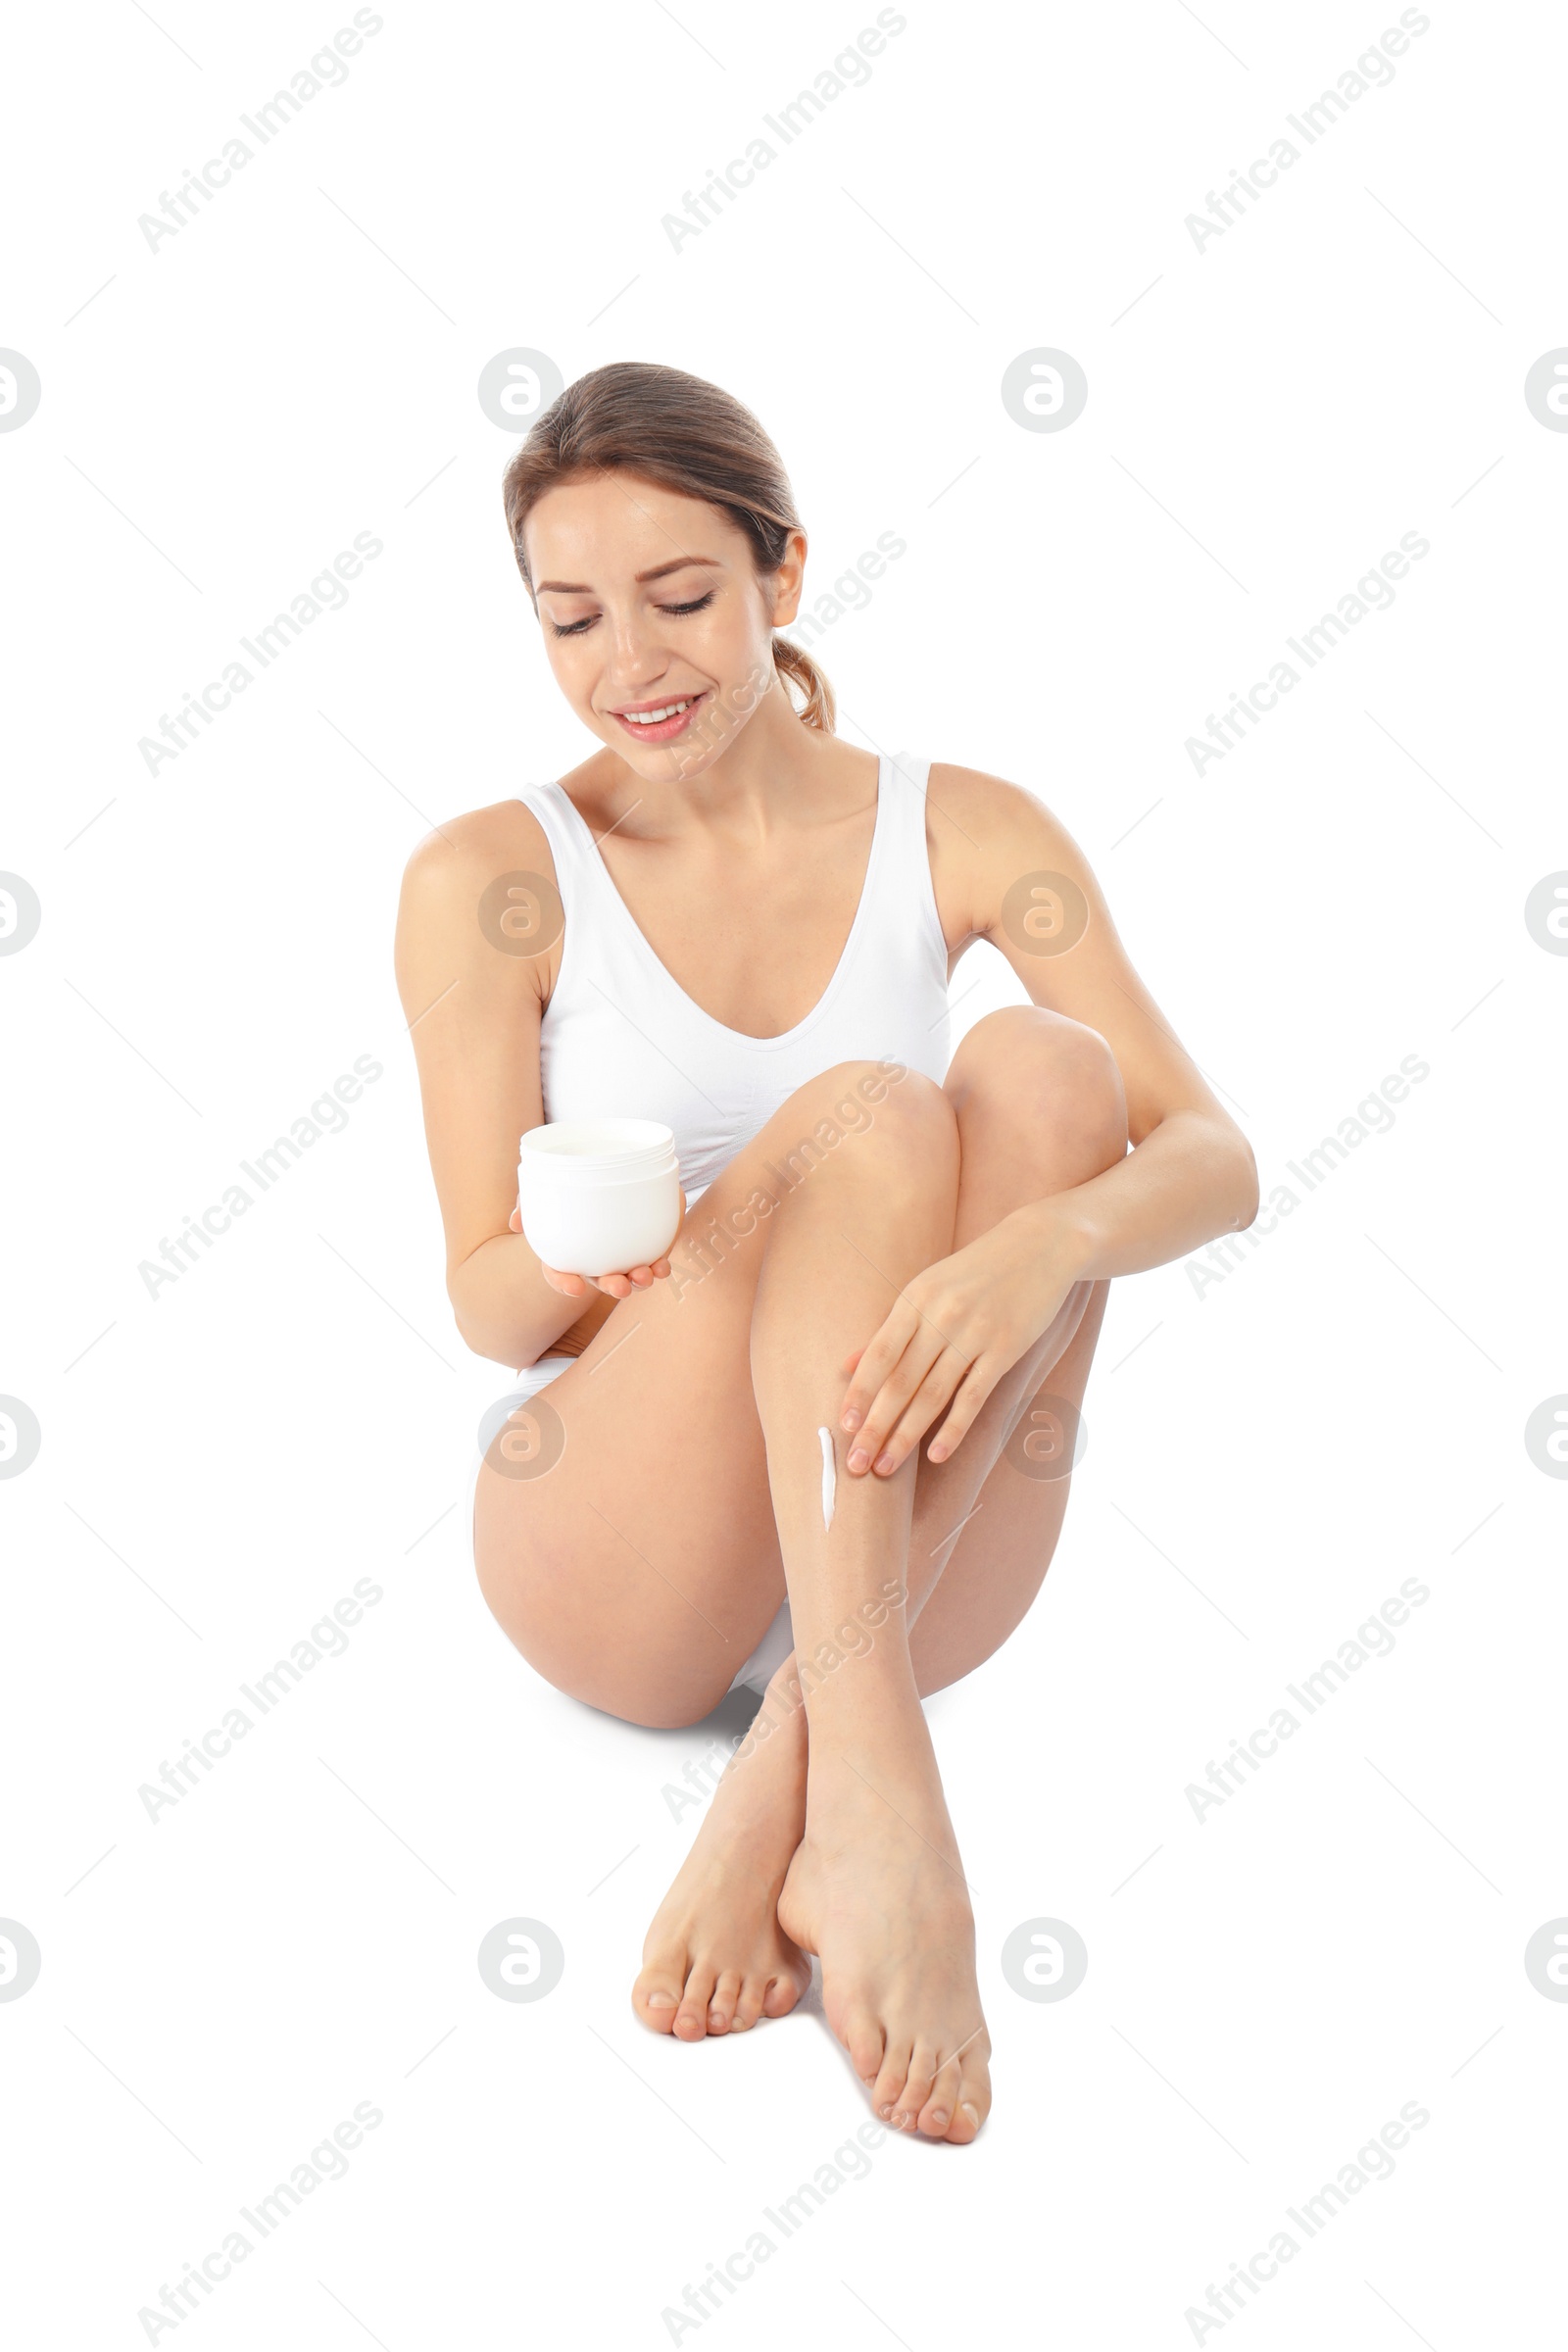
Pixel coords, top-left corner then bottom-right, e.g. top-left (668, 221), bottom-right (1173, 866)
top-left (771, 636), bottom-right (835, 732)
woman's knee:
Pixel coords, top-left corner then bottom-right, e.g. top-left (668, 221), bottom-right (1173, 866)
top-left (948, 1005), bottom-right (1127, 1168)
top-left (857, 1060), bottom-right (959, 1154)
top-left (768, 1058), bottom-right (959, 1193)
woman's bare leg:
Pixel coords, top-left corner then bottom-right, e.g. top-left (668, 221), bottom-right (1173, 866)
top-left (634, 1009), bottom-right (1126, 2132)
top-left (476, 1059), bottom-right (951, 2043)
top-left (637, 1281), bottom-right (1107, 2053)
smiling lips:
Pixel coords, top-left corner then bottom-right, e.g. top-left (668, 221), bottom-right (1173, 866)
top-left (608, 692), bottom-right (707, 744)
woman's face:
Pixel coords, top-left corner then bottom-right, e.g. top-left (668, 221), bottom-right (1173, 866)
top-left (521, 471), bottom-right (806, 780)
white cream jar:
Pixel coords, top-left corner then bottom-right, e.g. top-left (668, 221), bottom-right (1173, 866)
top-left (515, 1118), bottom-right (683, 1277)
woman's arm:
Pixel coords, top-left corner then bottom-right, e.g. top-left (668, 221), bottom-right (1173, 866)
top-left (395, 802), bottom-right (662, 1370)
top-left (840, 767), bottom-right (1258, 1465)
top-left (976, 769), bottom-right (1259, 1277)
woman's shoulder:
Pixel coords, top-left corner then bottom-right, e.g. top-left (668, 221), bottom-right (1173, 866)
top-left (925, 762), bottom-right (1086, 944)
top-left (926, 761), bottom-right (1071, 848)
top-left (394, 797), bottom-right (571, 1006)
top-left (399, 793), bottom-right (559, 914)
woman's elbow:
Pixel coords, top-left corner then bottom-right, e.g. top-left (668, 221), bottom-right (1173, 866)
top-left (1223, 1131), bottom-right (1261, 1230)
top-left (448, 1282), bottom-right (527, 1371)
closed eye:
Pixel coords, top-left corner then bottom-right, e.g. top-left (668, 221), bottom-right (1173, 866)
top-left (547, 590), bottom-right (714, 640)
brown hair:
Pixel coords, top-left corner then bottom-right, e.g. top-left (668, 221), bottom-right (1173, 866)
top-left (501, 361), bottom-right (835, 732)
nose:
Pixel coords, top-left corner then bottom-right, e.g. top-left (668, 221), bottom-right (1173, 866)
top-left (600, 606), bottom-right (677, 702)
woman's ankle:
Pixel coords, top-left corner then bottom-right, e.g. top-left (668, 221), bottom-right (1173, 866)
top-left (728, 1665), bottom-right (810, 1781)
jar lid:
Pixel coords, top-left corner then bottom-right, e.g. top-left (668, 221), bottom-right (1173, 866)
top-left (519, 1118), bottom-right (678, 1178)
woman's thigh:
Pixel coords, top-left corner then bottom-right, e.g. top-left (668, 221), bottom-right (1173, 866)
top-left (473, 1060), bottom-right (950, 1727)
top-left (897, 1004), bottom-right (1122, 1691)
top-left (908, 1279), bottom-right (1108, 1693)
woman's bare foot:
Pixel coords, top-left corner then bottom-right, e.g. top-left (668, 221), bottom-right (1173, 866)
top-left (778, 1742), bottom-right (992, 2143)
top-left (632, 1690), bottom-right (811, 2040)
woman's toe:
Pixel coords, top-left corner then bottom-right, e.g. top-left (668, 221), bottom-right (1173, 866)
top-left (632, 1954), bottom-right (686, 2034)
top-left (917, 2056), bottom-right (962, 2138)
top-left (893, 2040), bottom-right (938, 2132)
top-left (706, 1971), bottom-right (743, 2034)
top-left (729, 1976), bottom-right (764, 2033)
top-left (761, 1969), bottom-right (804, 2020)
top-left (871, 2038), bottom-right (912, 2124)
top-left (673, 1964), bottom-right (718, 2040)
top-left (844, 2006), bottom-right (886, 2087)
top-left (949, 2054), bottom-right (992, 2141)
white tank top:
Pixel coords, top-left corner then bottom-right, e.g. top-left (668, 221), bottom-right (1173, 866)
top-left (519, 751), bottom-right (952, 1201)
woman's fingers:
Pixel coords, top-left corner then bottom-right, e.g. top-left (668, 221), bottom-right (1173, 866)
top-left (592, 1263), bottom-right (669, 1296)
top-left (544, 1261), bottom-right (671, 1298)
top-left (845, 1328), bottom-right (948, 1474)
top-left (840, 1302), bottom-right (923, 1437)
top-left (869, 1349), bottom-right (974, 1476)
top-left (926, 1362), bottom-right (998, 1464)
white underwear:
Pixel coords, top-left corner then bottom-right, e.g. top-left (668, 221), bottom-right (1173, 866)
top-left (484, 1352), bottom-right (578, 1426)
top-left (728, 1598), bottom-right (794, 1698)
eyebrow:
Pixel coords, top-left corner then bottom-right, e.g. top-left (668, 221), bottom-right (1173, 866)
top-left (533, 556), bottom-right (724, 594)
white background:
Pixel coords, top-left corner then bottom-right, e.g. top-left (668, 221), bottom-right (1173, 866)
top-left (4, 0), bottom-right (1565, 2344)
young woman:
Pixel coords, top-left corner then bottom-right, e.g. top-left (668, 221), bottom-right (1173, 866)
top-left (395, 363), bottom-right (1257, 2145)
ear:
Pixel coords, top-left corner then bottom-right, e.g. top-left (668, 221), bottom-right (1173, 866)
top-left (767, 525), bottom-right (808, 627)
